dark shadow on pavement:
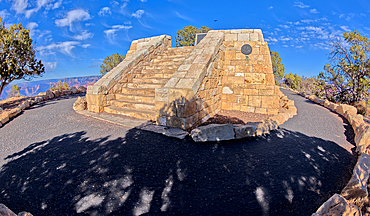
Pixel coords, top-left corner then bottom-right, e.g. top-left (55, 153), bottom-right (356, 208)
top-left (0, 128), bottom-right (356, 216)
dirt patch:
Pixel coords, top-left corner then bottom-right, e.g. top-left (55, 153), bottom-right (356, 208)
top-left (200, 110), bottom-right (273, 126)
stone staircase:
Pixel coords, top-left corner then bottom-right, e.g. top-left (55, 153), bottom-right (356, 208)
top-left (104, 46), bottom-right (194, 120)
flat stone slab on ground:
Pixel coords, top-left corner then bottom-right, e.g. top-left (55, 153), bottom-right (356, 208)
top-left (136, 122), bottom-right (189, 139)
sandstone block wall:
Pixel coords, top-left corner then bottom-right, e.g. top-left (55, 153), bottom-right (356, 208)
top-left (86, 35), bottom-right (171, 113)
top-left (220, 29), bottom-right (280, 115)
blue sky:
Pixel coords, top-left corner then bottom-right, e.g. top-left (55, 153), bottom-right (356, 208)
top-left (1, 0), bottom-right (370, 84)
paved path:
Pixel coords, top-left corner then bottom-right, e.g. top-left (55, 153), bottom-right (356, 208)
top-left (0, 91), bottom-right (356, 216)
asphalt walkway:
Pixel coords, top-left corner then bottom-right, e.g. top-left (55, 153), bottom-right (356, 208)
top-left (0, 91), bottom-right (356, 216)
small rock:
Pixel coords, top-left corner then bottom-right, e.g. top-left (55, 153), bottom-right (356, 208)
top-left (0, 112), bottom-right (10, 125)
top-left (78, 86), bottom-right (87, 93)
top-left (323, 100), bottom-right (331, 108)
top-left (355, 123), bottom-right (370, 154)
top-left (63, 90), bottom-right (72, 95)
top-left (53, 90), bottom-right (61, 97)
top-left (45, 90), bottom-right (54, 99)
top-left (341, 153), bottom-right (370, 208)
top-left (328, 103), bottom-right (339, 112)
top-left (8, 108), bottom-right (21, 118)
top-left (312, 194), bottom-right (361, 216)
top-left (71, 86), bottom-right (79, 94)
top-left (352, 101), bottom-right (367, 115)
top-left (190, 124), bottom-right (235, 142)
top-left (73, 97), bottom-right (87, 111)
top-left (0, 203), bottom-right (17, 216)
top-left (34, 97), bottom-right (43, 103)
top-left (336, 104), bottom-right (357, 116)
top-left (233, 124), bottom-right (256, 139)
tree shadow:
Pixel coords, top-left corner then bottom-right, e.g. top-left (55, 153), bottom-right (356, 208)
top-left (0, 128), bottom-right (356, 216)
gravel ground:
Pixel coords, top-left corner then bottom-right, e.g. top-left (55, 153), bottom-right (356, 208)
top-left (0, 91), bottom-right (356, 216)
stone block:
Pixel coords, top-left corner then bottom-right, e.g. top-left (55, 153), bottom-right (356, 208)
top-left (237, 33), bottom-right (250, 41)
top-left (222, 87), bottom-right (233, 94)
top-left (261, 96), bottom-right (279, 109)
top-left (234, 124), bottom-right (256, 139)
top-left (87, 85), bottom-right (107, 95)
top-left (250, 33), bottom-right (259, 41)
top-left (87, 104), bottom-right (104, 113)
top-left (86, 94), bottom-right (107, 106)
top-left (248, 96), bottom-right (262, 107)
top-left (312, 194), bottom-right (361, 216)
top-left (0, 204), bottom-right (17, 216)
top-left (265, 74), bottom-right (275, 85)
top-left (176, 101), bottom-right (197, 118)
top-left (155, 88), bottom-right (169, 103)
top-left (225, 50), bottom-right (236, 60)
top-left (168, 116), bottom-right (186, 129)
top-left (245, 73), bottom-right (265, 85)
top-left (169, 88), bottom-right (194, 103)
top-left (190, 124), bottom-right (235, 142)
top-left (255, 108), bottom-right (267, 114)
top-left (244, 89), bottom-right (259, 95)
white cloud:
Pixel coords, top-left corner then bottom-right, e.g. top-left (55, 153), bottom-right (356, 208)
top-left (98, 7), bottom-right (111, 17)
top-left (82, 44), bottom-right (90, 48)
top-left (310, 9), bottom-right (319, 14)
top-left (37, 41), bottom-right (80, 56)
top-left (55, 9), bottom-right (91, 30)
top-left (140, 0), bottom-right (147, 2)
top-left (339, 14), bottom-right (345, 19)
top-left (11, 0), bottom-right (28, 15)
top-left (11, 0), bottom-right (62, 18)
top-left (26, 22), bottom-right (38, 36)
top-left (175, 11), bottom-right (192, 22)
top-left (340, 26), bottom-right (351, 32)
top-left (278, 24), bottom-right (290, 29)
top-left (43, 61), bottom-right (57, 72)
top-left (268, 6), bottom-right (273, 10)
top-left (293, 1), bottom-right (309, 8)
top-left (73, 30), bottom-right (93, 40)
top-left (132, 9), bottom-right (144, 18)
top-left (104, 24), bottom-right (132, 44)
top-left (124, 21), bottom-right (131, 25)
top-left (0, 9), bottom-right (11, 19)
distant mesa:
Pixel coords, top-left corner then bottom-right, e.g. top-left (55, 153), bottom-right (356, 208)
top-left (1, 75), bottom-right (102, 100)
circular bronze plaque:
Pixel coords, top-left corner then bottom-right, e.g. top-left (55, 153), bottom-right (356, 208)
top-left (241, 44), bottom-right (252, 55)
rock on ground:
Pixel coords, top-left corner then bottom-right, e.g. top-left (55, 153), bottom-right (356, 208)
top-left (312, 194), bottom-right (361, 216)
top-left (341, 153), bottom-right (370, 208)
top-left (73, 97), bottom-right (87, 111)
top-left (190, 124), bottom-right (235, 142)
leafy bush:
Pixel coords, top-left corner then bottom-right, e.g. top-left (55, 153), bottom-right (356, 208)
top-left (50, 81), bottom-right (70, 91)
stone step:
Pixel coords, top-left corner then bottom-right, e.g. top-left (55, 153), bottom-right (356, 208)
top-left (127, 83), bottom-right (163, 89)
top-left (144, 65), bottom-right (180, 70)
top-left (140, 68), bottom-right (177, 74)
top-left (155, 54), bottom-right (188, 60)
top-left (110, 99), bottom-right (155, 111)
top-left (135, 73), bottom-right (173, 79)
top-left (115, 93), bottom-right (155, 104)
top-left (104, 106), bottom-right (156, 121)
top-left (121, 88), bottom-right (155, 95)
top-left (164, 47), bottom-right (194, 54)
top-left (152, 57), bottom-right (185, 63)
top-left (132, 78), bottom-right (168, 84)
